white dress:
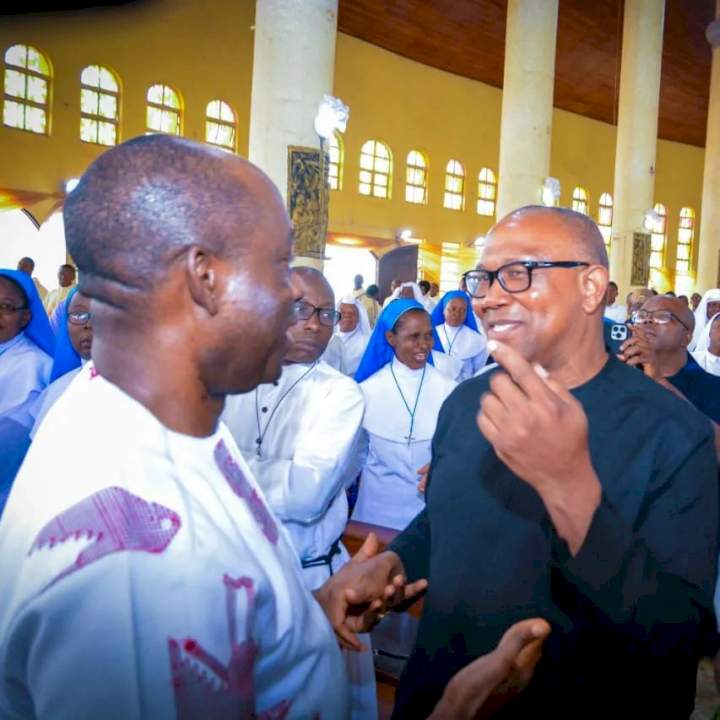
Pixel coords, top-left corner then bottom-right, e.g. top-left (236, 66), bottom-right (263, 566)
top-left (0, 363), bottom-right (348, 719)
top-left (434, 323), bottom-right (488, 382)
top-left (352, 359), bottom-right (457, 530)
top-left (30, 365), bottom-right (85, 439)
top-left (0, 333), bottom-right (52, 417)
top-left (222, 360), bottom-right (375, 720)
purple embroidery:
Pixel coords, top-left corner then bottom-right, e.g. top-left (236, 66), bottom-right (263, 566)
top-left (214, 440), bottom-right (278, 545)
top-left (169, 574), bottom-right (290, 720)
top-left (29, 486), bottom-right (181, 590)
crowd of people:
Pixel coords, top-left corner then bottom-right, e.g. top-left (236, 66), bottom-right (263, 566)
top-left (0, 134), bottom-right (719, 719)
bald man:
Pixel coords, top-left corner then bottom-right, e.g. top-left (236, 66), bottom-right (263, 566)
top-left (0, 137), bottom-right (547, 720)
top-left (347, 206), bottom-right (718, 718)
top-left (619, 294), bottom-right (720, 428)
top-left (0, 136), bottom-right (415, 719)
top-left (223, 266), bottom-right (375, 718)
top-left (17, 256), bottom-right (48, 303)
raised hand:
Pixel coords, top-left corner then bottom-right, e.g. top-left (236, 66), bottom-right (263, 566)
top-left (617, 323), bottom-right (661, 379)
top-left (477, 340), bottom-right (600, 554)
top-left (314, 535), bottom-right (427, 651)
top-left (428, 618), bottom-right (551, 720)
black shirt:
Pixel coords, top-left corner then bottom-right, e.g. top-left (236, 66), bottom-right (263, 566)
top-left (667, 352), bottom-right (720, 424)
top-left (390, 356), bottom-right (718, 719)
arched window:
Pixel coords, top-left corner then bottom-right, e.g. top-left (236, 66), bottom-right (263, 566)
top-left (676, 207), bottom-right (695, 277)
top-left (359, 140), bottom-right (392, 199)
top-left (597, 192), bottom-right (613, 249)
top-left (572, 186), bottom-right (589, 215)
top-left (405, 150), bottom-right (428, 204)
top-left (477, 168), bottom-right (497, 216)
top-left (649, 202), bottom-right (667, 278)
top-left (444, 160), bottom-right (465, 211)
top-left (146, 83), bottom-right (182, 135)
top-left (205, 99), bottom-right (236, 151)
top-left (80, 65), bottom-right (119, 146)
top-left (3, 44), bottom-right (51, 134)
top-left (328, 132), bottom-right (343, 190)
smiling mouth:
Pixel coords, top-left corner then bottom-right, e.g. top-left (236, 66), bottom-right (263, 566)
top-left (486, 320), bottom-right (521, 335)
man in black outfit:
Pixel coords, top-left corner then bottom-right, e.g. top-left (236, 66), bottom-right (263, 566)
top-left (352, 206), bottom-right (719, 719)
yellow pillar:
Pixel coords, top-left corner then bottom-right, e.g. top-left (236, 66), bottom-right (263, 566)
top-left (496, 0), bottom-right (559, 220)
top-left (610, 0), bottom-right (665, 293)
top-left (696, 0), bottom-right (720, 292)
top-left (248, 0), bottom-right (338, 270)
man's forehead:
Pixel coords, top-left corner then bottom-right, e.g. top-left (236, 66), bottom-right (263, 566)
top-left (482, 214), bottom-right (576, 260)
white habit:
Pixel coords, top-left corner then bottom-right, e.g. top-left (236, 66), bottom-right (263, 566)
top-left (323, 296), bottom-right (371, 377)
top-left (692, 311), bottom-right (720, 377)
top-left (434, 322), bottom-right (488, 382)
top-left (0, 363), bottom-right (348, 719)
top-left (0, 333), bottom-right (52, 417)
top-left (352, 359), bottom-right (456, 530)
top-left (222, 360), bottom-right (376, 719)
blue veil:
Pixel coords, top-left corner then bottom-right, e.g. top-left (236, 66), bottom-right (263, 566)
top-left (354, 298), bottom-right (441, 383)
top-left (50, 286), bottom-right (82, 382)
top-left (0, 269), bottom-right (54, 357)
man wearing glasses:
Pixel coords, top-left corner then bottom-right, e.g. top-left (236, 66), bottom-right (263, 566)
top-left (619, 295), bottom-right (720, 428)
top-left (222, 266), bottom-right (376, 718)
top-left (350, 205), bottom-right (718, 718)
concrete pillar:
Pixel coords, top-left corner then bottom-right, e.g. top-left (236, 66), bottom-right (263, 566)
top-left (609, 0), bottom-right (665, 292)
top-left (696, 0), bottom-right (720, 292)
top-left (248, 0), bottom-right (338, 269)
top-left (496, 0), bottom-right (559, 220)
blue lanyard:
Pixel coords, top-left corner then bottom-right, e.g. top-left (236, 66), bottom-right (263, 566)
top-left (389, 360), bottom-right (426, 444)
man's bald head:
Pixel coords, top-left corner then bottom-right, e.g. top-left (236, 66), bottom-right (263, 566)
top-left (491, 206), bottom-right (608, 267)
top-left (291, 266), bottom-right (334, 305)
top-left (64, 134), bottom-right (271, 303)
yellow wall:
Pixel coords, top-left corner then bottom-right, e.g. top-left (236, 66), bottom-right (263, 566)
top-left (0, 0), bottom-right (255, 196)
top-left (330, 34), bottom-right (706, 291)
top-left (0, 5), bottom-right (706, 290)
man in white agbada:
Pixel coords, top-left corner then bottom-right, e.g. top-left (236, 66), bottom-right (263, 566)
top-left (323, 294), bottom-right (372, 376)
top-left (0, 136), bottom-right (435, 720)
top-left (351, 299), bottom-right (456, 530)
top-left (603, 281), bottom-right (627, 323)
top-left (690, 289), bottom-right (720, 351)
top-left (223, 267), bottom-right (375, 719)
top-left (430, 290), bottom-right (488, 382)
top-left (692, 312), bottom-right (720, 376)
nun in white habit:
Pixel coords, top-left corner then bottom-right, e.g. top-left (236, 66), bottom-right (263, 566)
top-left (431, 290), bottom-right (488, 382)
top-left (692, 311), bottom-right (720, 376)
top-left (690, 289), bottom-right (720, 351)
top-left (352, 298), bottom-right (456, 531)
top-left (322, 295), bottom-right (371, 376)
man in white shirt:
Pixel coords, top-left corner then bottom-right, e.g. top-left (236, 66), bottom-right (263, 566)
top-left (0, 136), bottom-right (422, 720)
top-left (603, 280), bottom-right (627, 323)
top-left (223, 267), bottom-right (375, 718)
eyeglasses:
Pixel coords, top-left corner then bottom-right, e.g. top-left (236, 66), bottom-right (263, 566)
top-left (464, 261), bottom-right (590, 298)
top-left (0, 302), bottom-right (27, 317)
top-left (68, 310), bottom-right (92, 325)
top-left (292, 300), bottom-right (340, 327)
top-left (632, 309), bottom-right (690, 331)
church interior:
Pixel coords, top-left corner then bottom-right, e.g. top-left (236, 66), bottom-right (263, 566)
top-left (2, 1), bottom-right (720, 718)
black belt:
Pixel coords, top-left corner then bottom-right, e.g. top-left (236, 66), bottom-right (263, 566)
top-left (301, 535), bottom-right (343, 575)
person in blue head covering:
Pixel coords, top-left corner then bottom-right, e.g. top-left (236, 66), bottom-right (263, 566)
top-left (0, 268), bottom-right (55, 512)
top-left (352, 299), bottom-right (457, 530)
top-left (31, 288), bottom-right (93, 439)
top-left (431, 289), bottom-right (488, 381)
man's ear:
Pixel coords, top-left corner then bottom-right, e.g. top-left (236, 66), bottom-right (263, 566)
top-left (186, 246), bottom-right (219, 316)
top-left (580, 265), bottom-right (609, 315)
